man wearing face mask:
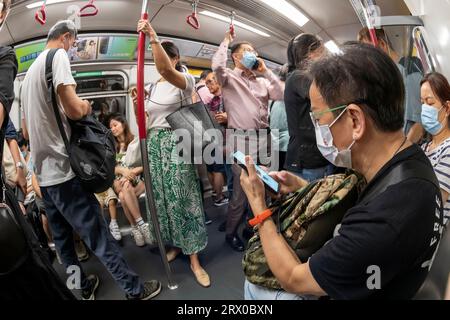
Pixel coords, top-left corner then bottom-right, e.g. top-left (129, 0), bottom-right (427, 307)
top-left (240, 44), bottom-right (443, 300)
top-left (212, 31), bottom-right (284, 251)
top-left (20, 20), bottom-right (161, 300)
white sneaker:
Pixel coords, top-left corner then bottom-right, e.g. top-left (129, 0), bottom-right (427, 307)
top-left (109, 221), bottom-right (122, 241)
top-left (131, 226), bottom-right (145, 247)
top-left (138, 223), bottom-right (152, 245)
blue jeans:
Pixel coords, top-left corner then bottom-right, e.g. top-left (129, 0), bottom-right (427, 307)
top-left (291, 164), bottom-right (336, 183)
top-left (41, 178), bottom-right (143, 296)
top-left (244, 280), bottom-right (312, 300)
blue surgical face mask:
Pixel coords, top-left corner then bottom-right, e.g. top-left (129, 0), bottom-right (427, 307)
top-left (421, 104), bottom-right (444, 136)
top-left (241, 51), bottom-right (258, 70)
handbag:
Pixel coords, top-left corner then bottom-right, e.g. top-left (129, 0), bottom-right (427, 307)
top-left (164, 85), bottom-right (223, 161)
top-left (46, 49), bottom-right (116, 194)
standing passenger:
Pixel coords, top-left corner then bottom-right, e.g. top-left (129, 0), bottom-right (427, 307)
top-left (284, 34), bottom-right (335, 181)
top-left (212, 30), bottom-right (284, 251)
top-left (21, 20), bottom-right (161, 300)
top-left (137, 19), bottom-right (210, 288)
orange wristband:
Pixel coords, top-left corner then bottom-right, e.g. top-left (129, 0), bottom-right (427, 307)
top-left (249, 209), bottom-right (273, 227)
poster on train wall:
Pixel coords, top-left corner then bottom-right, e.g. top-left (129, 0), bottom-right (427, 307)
top-left (97, 36), bottom-right (138, 61)
top-left (15, 40), bottom-right (46, 73)
top-left (68, 37), bottom-right (99, 62)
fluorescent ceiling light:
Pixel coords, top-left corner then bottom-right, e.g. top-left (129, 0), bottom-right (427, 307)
top-left (258, 0), bottom-right (309, 28)
top-left (26, 0), bottom-right (73, 9)
top-left (200, 11), bottom-right (270, 38)
top-left (325, 40), bottom-right (343, 54)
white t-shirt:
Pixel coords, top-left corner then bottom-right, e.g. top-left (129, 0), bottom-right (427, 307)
top-left (21, 49), bottom-right (76, 187)
top-left (145, 73), bottom-right (195, 129)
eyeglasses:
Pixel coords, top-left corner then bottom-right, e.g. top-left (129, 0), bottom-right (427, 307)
top-left (310, 105), bottom-right (348, 126)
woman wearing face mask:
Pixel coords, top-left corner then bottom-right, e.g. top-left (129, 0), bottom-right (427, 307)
top-left (137, 19), bottom-right (209, 288)
top-left (284, 34), bottom-right (336, 182)
top-left (421, 72), bottom-right (450, 226)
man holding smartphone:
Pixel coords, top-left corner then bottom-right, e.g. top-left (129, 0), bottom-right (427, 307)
top-left (212, 31), bottom-right (284, 251)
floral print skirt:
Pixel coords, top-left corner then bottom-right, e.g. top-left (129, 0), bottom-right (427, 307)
top-left (146, 129), bottom-right (207, 255)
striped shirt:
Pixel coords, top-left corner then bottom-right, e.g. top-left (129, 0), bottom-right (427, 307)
top-left (423, 137), bottom-right (450, 225)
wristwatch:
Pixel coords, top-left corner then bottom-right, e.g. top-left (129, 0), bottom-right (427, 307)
top-left (16, 162), bottom-right (24, 169)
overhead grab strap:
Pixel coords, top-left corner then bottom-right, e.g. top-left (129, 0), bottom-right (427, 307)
top-left (35, 0), bottom-right (47, 25)
top-left (229, 10), bottom-right (236, 37)
top-left (79, 0), bottom-right (98, 17)
top-left (186, 0), bottom-right (200, 30)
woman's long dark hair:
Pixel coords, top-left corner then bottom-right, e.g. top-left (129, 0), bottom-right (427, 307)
top-left (161, 41), bottom-right (183, 72)
top-left (108, 114), bottom-right (134, 153)
top-left (287, 33), bottom-right (323, 73)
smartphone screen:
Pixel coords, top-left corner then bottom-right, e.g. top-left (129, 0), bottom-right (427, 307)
top-left (233, 151), bottom-right (280, 194)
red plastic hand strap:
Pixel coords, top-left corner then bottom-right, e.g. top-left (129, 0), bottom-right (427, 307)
top-left (187, 13), bottom-right (200, 29)
top-left (35, 5), bottom-right (47, 25)
top-left (79, 0), bottom-right (98, 17)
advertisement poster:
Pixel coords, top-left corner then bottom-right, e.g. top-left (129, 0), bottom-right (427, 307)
top-left (68, 37), bottom-right (99, 62)
top-left (15, 40), bottom-right (46, 73)
top-left (97, 36), bottom-right (138, 61)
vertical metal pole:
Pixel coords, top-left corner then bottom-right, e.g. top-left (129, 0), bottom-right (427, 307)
top-left (137, 0), bottom-right (178, 290)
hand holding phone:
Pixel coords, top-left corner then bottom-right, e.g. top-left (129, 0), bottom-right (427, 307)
top-left (233, 151), bottom-right (280, 194)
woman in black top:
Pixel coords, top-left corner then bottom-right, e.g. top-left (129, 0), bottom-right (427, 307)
top-left (284, 34), bottom-right (336, 181)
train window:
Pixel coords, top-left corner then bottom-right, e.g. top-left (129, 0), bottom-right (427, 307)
top-left (412, 27), bottom-right (436, 75)
top-left (383, 26), bottom-right (425, 77)
top-left (75, 75), bottom-right (125, 95)
top-left (88, 96), bottom-right (127, 127)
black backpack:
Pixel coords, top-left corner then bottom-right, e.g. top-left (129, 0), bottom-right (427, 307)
top-left (45, 49), bottom-right (116, 194)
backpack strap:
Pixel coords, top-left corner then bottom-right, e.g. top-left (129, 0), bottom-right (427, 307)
top-left (360, 158), bottom-right (442, 205)
top-left (45, 48), bottom-right (70, 154)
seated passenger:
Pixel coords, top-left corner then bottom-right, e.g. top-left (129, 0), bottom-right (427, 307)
top-left (95, 188), bottom-right (120, 241)
top-left (109, 114), bottom-right (150, 247)
top-left (420, 72), bottom-right (450, 226)
top-left (240, 43), bottom-right (444, 300)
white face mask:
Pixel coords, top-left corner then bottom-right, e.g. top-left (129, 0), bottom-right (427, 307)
top-left (311, 107), bottom-right (355, 169)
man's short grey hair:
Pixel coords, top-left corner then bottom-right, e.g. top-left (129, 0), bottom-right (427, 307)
top-left (47, 20), bottom-right (78, 42)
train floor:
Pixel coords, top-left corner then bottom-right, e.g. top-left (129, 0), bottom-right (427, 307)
top-left (52, 197), bottom-right (247, 300)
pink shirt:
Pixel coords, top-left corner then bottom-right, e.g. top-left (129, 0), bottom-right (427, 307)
top-left (212, 41), bottom-right (285, 130)
top-left (196, 82), bottom-right (214, 105)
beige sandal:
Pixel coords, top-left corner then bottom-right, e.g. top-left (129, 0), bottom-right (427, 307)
top-left (191, 266), bottom-right (211, 288)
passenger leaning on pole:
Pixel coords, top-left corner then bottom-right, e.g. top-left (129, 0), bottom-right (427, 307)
top-left (20, 20), bottom-right (161, 300)
top-left (211, 30), bottom-right (284, 252)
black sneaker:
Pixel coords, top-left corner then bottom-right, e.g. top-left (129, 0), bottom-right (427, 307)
top-left (127, 280), bottom-right (162, 300)
top-left (81, 275), bottom-right (100, 300)
top-left (214, 197), bottom-right (229, 207)
top-left (205, 213), bottom-right (212, 226)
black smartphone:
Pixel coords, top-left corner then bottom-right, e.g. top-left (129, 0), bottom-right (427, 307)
top-left (252, 59), bottom-right (260, 70)
top-left (233, 151), bottom-right (280, 194)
